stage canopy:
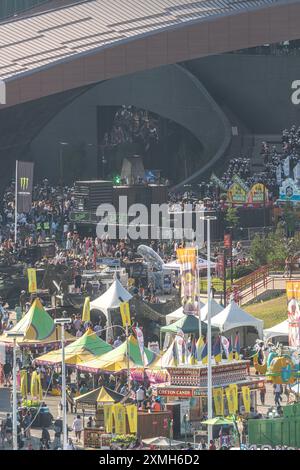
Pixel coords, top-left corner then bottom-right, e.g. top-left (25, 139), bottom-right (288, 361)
top-left (0, 298), bottom-right (75, 347)
top-left (76, 336), bottom-right (157, 373)
top-left (263, 320), bottom-right (289, 341)
top-left (90, 278), bottom-right (132, 316)
top-left (34, 328), bottom-right (112, 366)
top-left (211, 301), bottom-right (264, 338)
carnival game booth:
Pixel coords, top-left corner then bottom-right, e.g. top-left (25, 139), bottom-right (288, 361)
top-left (74, 385), bottom-right (130, 448)
top-left (153, 362), bottom-right (264, 435)
top-left (0, 298), bottom-right (75, 349)
top-left (211, 301), bottom-right (264, 349)
top-left (34, 328), bottom-right (113, 366)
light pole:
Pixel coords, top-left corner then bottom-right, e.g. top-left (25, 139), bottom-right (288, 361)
top-left (54, 316), bottom-right (72, 450)
top-left (6, 332), bottom-right (25, 450)
top-left (199, 211), bottom-right (217, 446)
top-left (58, 142), bottom-right (69, 219)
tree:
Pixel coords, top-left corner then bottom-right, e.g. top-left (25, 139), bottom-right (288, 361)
top-left (250, 235), bottom-right (269, 267)
top-left (224, 206), bottom-right (239, 228)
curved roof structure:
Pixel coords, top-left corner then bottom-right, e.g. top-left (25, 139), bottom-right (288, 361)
top-left (0, 0), bottom-right (299, 107)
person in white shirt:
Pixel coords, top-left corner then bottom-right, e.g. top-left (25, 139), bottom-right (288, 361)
top-left (72, 415), bottom-right (83, 442)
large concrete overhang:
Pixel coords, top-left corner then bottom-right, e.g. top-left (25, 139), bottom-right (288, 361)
top-left (0, 0), bottom-right (299, 108)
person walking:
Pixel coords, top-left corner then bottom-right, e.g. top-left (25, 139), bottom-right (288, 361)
top-left (260, 384), bottom-right (266, 405)
top-left (274, 383), bottom-right (282, 406)
top-left (72, 415), bottom-right (83, 443)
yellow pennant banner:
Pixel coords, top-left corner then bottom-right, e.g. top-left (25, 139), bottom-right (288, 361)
top-left (20, 370), bottom-right (28, 398)
top-left (213, 388), bottom-right (224, 416)
top-left (120, 302), bottom-right (131, 327)
top-left (103, 405), bottom-right (113, 433)
top-left (126, 404), bottom-right (138, 434)
top-left (113, 404), bottom-right (126, 435)
top-left (242, 386), bottom-right (251, 413)
top-left (27, 268), bottom-right (37, 293)
top-left (225, 387), bottom-right (235, 415)
top-left (82, 297), bottom-right (90, 322)
top-left (229, 384), bottom-right (238, 412)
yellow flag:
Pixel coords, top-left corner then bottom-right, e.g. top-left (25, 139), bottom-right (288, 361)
top-left (20, 370), bottom-right (28, 398)
top-left (30, 371), bottom-right (38, 398)
top-left (27, 268), bottom-right (37, 293)
top-left (213, 388), bottom-right (224, 416)
top-left (120, 302), bottom-right (131, 327)
top-left (37, 373), bottom-right (43, 401)
top-left (225, 387), bottom-right (235, 415)
top-left (82, 297), bottom-right (90, 322)
top-left (126, 404), bottom-right (138, 434)
top-left (104, 405), bottom-right (113, 433)
top-left (229, 384), bottom-right (238, 412)
top-left (113, 403), bottom-right (126, 435)
top-left (196, 336), bottom-right (204, 358)
top-left (242, 386), bottom-right (251, 413)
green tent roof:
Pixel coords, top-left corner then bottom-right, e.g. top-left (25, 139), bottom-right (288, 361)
top-left (161, 314), bottom-right (219, 335)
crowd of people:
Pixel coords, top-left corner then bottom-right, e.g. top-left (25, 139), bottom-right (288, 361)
top-left (102, 105), bottom-right (159, 153)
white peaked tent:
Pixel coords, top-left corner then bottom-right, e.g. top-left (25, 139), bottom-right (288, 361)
top-left (200, 298), bottom-right (224, 321)
top-left (263, 320), bottom-right (289, 341)
top-left (211, 301), bottom-right (264, 338)
top-left (163, 257), bottom-right (216, 271)
top-left (165, 302), bottom-right (205, 326)
top-left (90, 278), bottom-right (132, 317)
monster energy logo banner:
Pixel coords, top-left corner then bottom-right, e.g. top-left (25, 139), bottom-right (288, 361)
top-left (16, 161), bottom-right (34, 214)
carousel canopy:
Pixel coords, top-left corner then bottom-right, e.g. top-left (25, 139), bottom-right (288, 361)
top-left (161, 314), bottom-right (218, 335)
top-left (0, 298), bottom-right (75, 346)
top-left (90, 278), bottom-right (132, 315)
top-left (76, 336), bottom-right (157, 373)
top-left (74, 386), bottom-right (126, 407)
top-left (211, 301), bottom-right (264, 338)
top-left (263, 320), bottom-right (289, 341)
top-left (34, 328), bottom-right (112, 366)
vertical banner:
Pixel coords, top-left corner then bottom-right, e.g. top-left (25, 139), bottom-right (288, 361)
top-left (133, 326), bottom-right (145, 365)
top-left (20, 370), bottom-right (28, 398)
top-left (104, 405), bottom-right (113, 433)
top-left (242, 386), bottom-right (251, 413)
top-left (82, 297), bottom-right (90, 322)
top-left (126, 405), bottom-right (138, 434)
top-left (213, 388), bottom-right (224, 416)
top-left (120, 302), bottom-right (131, 326)
top-left (113, 404), bottom-right (126, 435)
top-left (176, 247), bottom-right (197, 315)
top-left (27, 268), bottom-right (37, 293)
top-left (286, 281), bottom-right (300, 301)
top-left (229, 384), bottom-right (238, 412)
top-left (16, 161), bottom-right (34, 213)
top-left (224, 234), bottom-right (232, 249)
top-left (288, 298), bottom-right (300, 348)
top-left (225, 387), bottom-right (235, 415)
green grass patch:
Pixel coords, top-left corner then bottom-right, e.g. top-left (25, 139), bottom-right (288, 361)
top-left (244, 294), bottom-right (287, 329)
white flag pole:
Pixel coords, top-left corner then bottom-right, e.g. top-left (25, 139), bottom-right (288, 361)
top-left (14, 160), bottom-right (18, 245)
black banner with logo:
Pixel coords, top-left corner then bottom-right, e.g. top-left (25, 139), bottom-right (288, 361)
top-left (16, 160), bottom-right (34, 213)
